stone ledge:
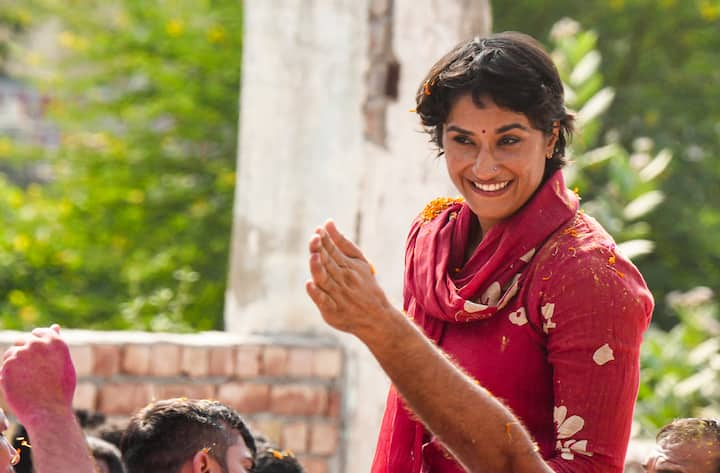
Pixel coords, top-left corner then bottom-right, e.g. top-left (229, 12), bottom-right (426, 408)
top-left (0, 329), bottom-right (341, 348)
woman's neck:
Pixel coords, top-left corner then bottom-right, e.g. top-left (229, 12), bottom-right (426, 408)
top-left (463, 217), bottom-right (484, 263)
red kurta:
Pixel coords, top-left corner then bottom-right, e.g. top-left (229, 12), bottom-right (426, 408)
top-left (371, 171), bottom-right (654, 473)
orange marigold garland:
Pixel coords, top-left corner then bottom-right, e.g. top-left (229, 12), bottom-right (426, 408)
top-left (420, 197), bottom-right (464, 222)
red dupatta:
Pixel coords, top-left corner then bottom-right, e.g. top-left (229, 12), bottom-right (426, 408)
top-left (371, 171), bottom-right (579, 473)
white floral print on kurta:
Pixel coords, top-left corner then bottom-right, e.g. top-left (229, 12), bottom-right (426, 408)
top-left (508, 307), bottom-right (528, 326)
top-left (541, 302), bottom-right (557, 333)
top-left (463, 299), bottom-right (488, 314)
top-left (519, 247), bottom-right (536, 262)
top-left (592, 343), bottom-right (615, 365)
top-left (481, 281), bottom-right (502, 306)
top-left (554, 405), bottom-right (593, 460)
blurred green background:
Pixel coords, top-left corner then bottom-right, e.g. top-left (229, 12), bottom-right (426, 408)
top-left (0, 0), bottom-right (718, 435)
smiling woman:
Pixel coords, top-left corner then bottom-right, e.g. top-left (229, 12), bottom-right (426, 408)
top-left (307, 31), bottom-right (654, 473)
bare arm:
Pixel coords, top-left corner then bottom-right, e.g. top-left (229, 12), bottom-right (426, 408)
top-left (305, 220), bottom-right (553, 473)
top-left (0, 325), bottom-right (98, 473)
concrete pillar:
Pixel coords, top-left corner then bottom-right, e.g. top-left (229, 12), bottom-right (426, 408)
top-left (227, 1), bottom-right (491, 472)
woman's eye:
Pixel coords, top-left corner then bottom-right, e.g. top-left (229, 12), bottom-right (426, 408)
top-left (499, 135), bottom-right (520, 146)
top-left (452, 135), bottom-right (473, 145)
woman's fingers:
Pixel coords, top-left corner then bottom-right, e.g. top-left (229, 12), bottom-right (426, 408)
top-left (309, 251), bottom-right (332, 287)
top-left (310, 234), bottom-right (343, 288)
top-left (324, 220), bottom-right (365, 260)
top-left (308, 220), bottom-right (377, 316)
top-left (305, 280), bottom-right (338, 312)
top-left (317, 226), bottom-right (348, 269)
top-left (318, 222), bottom-right (373, 281)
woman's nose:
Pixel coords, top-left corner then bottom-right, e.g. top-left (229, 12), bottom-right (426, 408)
top-left (471, 149), bottom-right (497, 175)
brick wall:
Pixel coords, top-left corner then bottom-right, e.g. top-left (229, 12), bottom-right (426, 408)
top-left (0, 329), bottom-right (346, 473)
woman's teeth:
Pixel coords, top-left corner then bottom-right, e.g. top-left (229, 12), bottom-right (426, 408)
top-left (473, 180), bottom-right (510, 192)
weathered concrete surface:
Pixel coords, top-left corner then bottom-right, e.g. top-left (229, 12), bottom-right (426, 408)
top-left (226, 0), bottom-right (368, 335)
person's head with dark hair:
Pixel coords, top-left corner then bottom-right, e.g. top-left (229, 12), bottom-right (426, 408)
top-left (120, 398), bottom-right (256, 473)
top-left (643, 418), bottom-right (720, 473)
top-left (416, 31), bottom-right (573, 178)
top-left (412, 32), bottom-right (576, 234)
top-left (251, 435), bottom-right (305, 473)
top-left (87, 435), bottom-right (126, 473)
top-left (252, 448), bottom-right (305, 473)
top-left (86, 417), bottom-right (128, 450)
top-left (75, 409), bottom-right (107, 430)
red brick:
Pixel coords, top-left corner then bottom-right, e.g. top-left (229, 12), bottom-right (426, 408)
top-left (73, 382), bottom-right (98, 411)
top-left (93, 345), bottom-right (121, 377)
top-left (122, 344), bottom-right (151, 375)
top-left (309, 422), bottom-right (339, 455)
top-left (326, 389), bottom-right (342, 418)
top-left (252, 418), bottom-right (283, 446)
top-left (270, 384), bottom-right (328, 416)
top-left (287, 348), bottom-right (314, 377)
top-left (235, 346), bottom-right (261, 378)
top-left (209, 346), bottom-right (235, 377)
top-left (155, 384), bottom-right (216, 400)
top-left (298, 456), bottom-right (329, 473)
top-left (216, 382), bottom-right (270, 413)
top-left (281, 421), bottom-right (309, 453)
top-left (98, 383), bottom-right (152, 415)
top-left (149, 343), bottom-right (181, 377)
top-left (312, 348), bottom-right (342, 379)
top-left (68, 344), bottom-right (93, 377)
top-left (262, 346), bottom-right (288, 376)
top-left (181, 346), bottom-right (209, 378)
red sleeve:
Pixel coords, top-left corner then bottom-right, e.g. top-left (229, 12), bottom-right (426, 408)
top-left (527, 223), bottom-right (653, 472)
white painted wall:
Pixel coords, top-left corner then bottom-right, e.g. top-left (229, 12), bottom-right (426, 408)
top-left (226, 0), bottom-right (369, 335)
top-left (227, 2), bottom-right (490, 471)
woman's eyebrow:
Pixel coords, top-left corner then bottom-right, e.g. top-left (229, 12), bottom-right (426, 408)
top-left (446, 125), bottom-right (474, 135)
top-left (496, 123), bottom-right (530, 133)
top-left (446, 123), bottom-right (530, 135)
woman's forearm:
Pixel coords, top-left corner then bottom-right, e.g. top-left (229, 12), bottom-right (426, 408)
top-left (357, 307), bottom-right (553, 473)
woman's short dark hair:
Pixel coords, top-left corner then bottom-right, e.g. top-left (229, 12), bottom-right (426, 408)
top-left (415, 31), bottom-right (574, 178)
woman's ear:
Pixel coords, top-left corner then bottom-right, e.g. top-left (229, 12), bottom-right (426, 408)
top-left (191, 448), bottom-right (215, 473)
top-left (546, 121), bottom-right (560, 158)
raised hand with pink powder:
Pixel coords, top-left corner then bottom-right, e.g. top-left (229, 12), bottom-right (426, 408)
top-left (0, 325), bottom-right (97, 473)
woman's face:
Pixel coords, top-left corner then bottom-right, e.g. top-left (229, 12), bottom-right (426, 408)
top-left (443, 94), bottom-right (557, 234)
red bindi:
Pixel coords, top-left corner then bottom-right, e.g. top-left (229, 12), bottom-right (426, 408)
top-left (481, 129), bottom-right (486, 134)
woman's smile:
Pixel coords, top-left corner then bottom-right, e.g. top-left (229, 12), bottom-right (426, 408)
top-left (469, 179), bottom-right (512, 193)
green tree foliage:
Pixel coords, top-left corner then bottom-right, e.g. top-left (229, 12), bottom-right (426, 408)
top-left (549, 19), bottom-right (670, 259)
top-left (0, 1), bottom-right (242, 331)
top-left (493, 0), bottom-right (720, 326)
top-left (636, 287), bottom-right (720, 435)
top-left (0, 6), bottom-right (31, 76)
